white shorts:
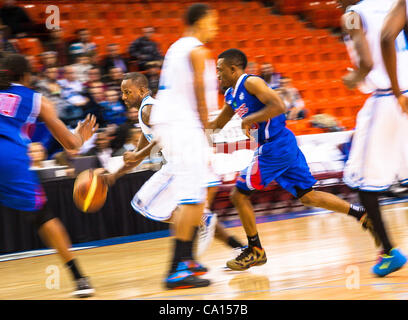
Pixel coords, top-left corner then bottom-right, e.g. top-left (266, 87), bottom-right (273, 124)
top-left (131, 124), bottom-right (221, 221)
top-left (343, 92), bottom-right (408, 191)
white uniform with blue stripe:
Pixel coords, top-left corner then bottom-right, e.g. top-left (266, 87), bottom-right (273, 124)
top-left (343, 0), bottom-right (408, 191)
top-left (150, 36), bottom-right (219, 206)
top-left (131, 95), bottom-right (220, 221)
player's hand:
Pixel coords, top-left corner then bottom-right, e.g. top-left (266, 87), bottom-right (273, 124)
top-left (342, 70), bottom-right (361, 90)
top-left (398, 95), bottom-right (408, 115)
top-left (94, 168), bottom-right (115, 187)
top-left (123, 151), bottom-right (139, 164)
top-left (241, 118), bottom-right (253, 140)
top-left (75, 114), bottom-right (99, 144)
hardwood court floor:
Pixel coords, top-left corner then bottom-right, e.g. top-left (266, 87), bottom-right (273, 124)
top-left (2, 202), bottom-right (408, 300)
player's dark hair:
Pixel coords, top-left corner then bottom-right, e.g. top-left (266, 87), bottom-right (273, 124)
top-left (123, 72), bottom-right (149, 88)
top-left (0, 53), bottom-right (31, 90)
top-left (185, 3), bottom-right (210, 26)
top-left (218, 48), bottom-right (248, 70)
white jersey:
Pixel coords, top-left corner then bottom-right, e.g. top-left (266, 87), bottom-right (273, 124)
top-left (344, 0), bottom-right (408, 93)
top-left (151, 36), bottom-right (218, 128)
top-left (138, 95), bottom-right (156, 142)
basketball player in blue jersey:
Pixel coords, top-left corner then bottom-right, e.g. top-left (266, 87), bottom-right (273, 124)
top-left (101, 72), bottom-right (244, 270)
top-left (210, 49), bottom-right (378, 270)
top-left (0, 54), bottom-right (98, 297)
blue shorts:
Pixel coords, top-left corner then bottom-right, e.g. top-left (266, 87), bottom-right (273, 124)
top-left (0, 138), bottom-right (47, 212)
top-left (236, 131), bottom-right (316, 198)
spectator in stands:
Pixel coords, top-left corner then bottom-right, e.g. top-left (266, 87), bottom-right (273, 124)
top-left (246, 61), bottom-right (259, 75)
top-left (0, 0), bottom-right (33, 38)
top-left (39, 51), bottom-right (59, 73)
top-left (146, 66), bottom-right (160, 96)
top-left (26, 55), bottom-right (40, 83)
top-left (84, 67), bottom-right (107, 90)
top-left (37, 67), bottom-right (82, 127)
top-left (112, 128), bottom-right (142, 157)
top-left (44, 28), bottom-right (69, 67)
top-left (0, 25), bottom-right (16, 53)
top-left (58, 65), bottom-right (88, 110)
top-left (260, 63), bottom-right (281, 90)
top-left (110, 106), bottom-right (139, 154)
top-left (100, 89), bottom-right (127, 126)
top-left (278, 77), bottom-right (307, 120)
top-left (28, 142), bottom-right (47, 169)
top-left (129, 26), bottom-right (163, 71)
top-left (104, 67), bottom-right (124, 93)
top-left (101, 43), bottom-right (128, 75)
top-left (84, 131), bottom-right (115, 169)
top-left (68, 28), bottom-right (97, 63)
top-left (83, 84), bottom-right (106, 126)
top-left (72, 54), bottom-right (93, 84)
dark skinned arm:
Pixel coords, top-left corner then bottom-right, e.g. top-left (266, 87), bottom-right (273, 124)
top-left (341, 11), bottom-right (374, 89)
top-left (105, 105), bottom-right (158, 185)
top-left (381, 0), bottom-right (407, 98)
top-left (241, 76), bottom-right (286, 130)
top-left (208, 102), bottom-right (236, 130)
top-left (39, 96), bottom-right (98, 151)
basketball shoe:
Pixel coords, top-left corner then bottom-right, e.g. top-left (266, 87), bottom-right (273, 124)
top-left (372, 248), bottom-right (407, 277)
top-left (72, 277), bottom-right (95, 298)
top-left (226, 246), bottom-right (267, 271)
top-left (165, 261), bottom-right (211, 289)
top-left (196, 211), bottom-right (217, 257)
top-left (184, 260), bottom-right (208, 276)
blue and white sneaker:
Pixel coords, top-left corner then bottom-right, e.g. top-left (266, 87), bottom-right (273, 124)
top-left (372, 248), bottom-right (407, 277)
top-left (196, 212), bottom-right (217, 257)
top-left (165, 262), bottom-right (210, 289)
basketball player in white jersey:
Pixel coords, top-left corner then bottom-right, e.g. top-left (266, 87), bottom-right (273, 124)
top-left (339, 0), bottom-right (408, 277)
top-left (103, 73), bottom-right (244, 259)
top-left (381, 0), bottom-right (408, 110)
top-left (128, 4), bottom-right (218, 289)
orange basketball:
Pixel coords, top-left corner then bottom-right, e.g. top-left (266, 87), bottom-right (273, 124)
top-left (73, 169), bottom-right (108, 213)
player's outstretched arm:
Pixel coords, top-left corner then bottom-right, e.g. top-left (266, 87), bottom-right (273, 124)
top-left (104, 133), bottom-right (158, 186)
top-left (341, 11), bottom-right (373, 89)
top-left (381, 0), bottom-right (407, 98)
top-left (208, 103), bottom-right (235, 130)
top-left (190, 46), bottom-right (209, 129)
top-left (39, 96), bottom-right (98, 151)
top-left (241, 76), bottom-right (286, 127)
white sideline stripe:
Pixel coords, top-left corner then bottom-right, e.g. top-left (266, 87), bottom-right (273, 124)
top-left (0, 246), bottom-right (96, 262)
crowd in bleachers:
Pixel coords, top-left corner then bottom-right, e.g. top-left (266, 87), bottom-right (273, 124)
top-left (0, 0), bottom-right (352, 172)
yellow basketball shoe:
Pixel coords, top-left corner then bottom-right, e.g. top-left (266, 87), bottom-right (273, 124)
top-left (226, 246), bottom-right (267, 271)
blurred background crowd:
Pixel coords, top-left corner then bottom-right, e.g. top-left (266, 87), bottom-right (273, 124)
top-left (0, 0), bottom-right (351, 172)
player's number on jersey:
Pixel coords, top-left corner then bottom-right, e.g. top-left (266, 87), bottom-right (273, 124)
top-left (395, 30), bottom-right (408, 52)
top-left (0, 93), bottom-right (21, 118)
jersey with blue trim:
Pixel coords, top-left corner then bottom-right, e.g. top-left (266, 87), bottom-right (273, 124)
top-left (344, 0), bottom-right (408, 93)
top-left (224, 74), bottom-right (287, 144)
top-left (138, 95), bottom-right (156, 142)
top-left (0, 84), bottom-right (41, 149)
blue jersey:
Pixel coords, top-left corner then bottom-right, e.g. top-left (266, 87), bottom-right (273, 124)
top-left (0, 84), bottom-right (46, 212)
top-left (226, 75), bottom-right (316, 197)
top-left (0, 84), bottom-right (41, 148)
top-left (224, 74), bottom-right (288, 144)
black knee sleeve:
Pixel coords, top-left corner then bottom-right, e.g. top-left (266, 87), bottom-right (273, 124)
top-left (295, 187), bottom-right (313, 199)
top-left (25, 203), bottom-right (55, 229)
top-left (234, 186), bottom-right (254, 196)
